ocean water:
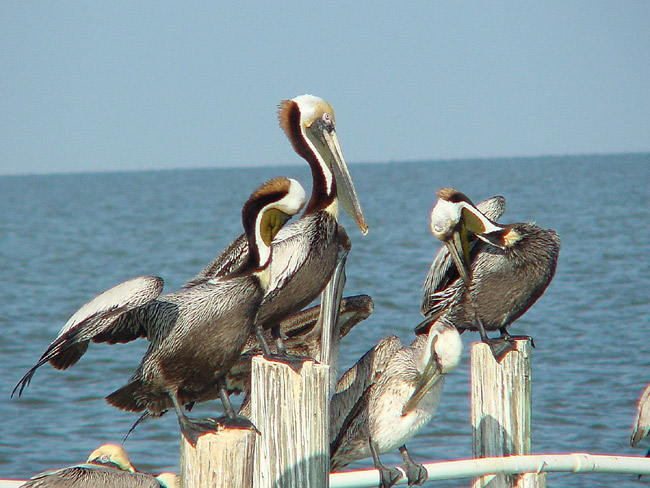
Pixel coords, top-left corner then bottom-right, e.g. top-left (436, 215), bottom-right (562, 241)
top-left (1, 154), bottom-right (649, 486)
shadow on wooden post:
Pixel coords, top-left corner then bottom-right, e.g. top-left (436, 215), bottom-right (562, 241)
top-left (471, 339), bottom-right (546, 488)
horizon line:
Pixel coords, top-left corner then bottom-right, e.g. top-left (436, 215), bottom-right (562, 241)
top-left (2, 150), bottom-right (648, 178)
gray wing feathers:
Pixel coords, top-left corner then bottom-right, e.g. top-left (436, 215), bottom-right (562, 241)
top-left (12, 276), bottom-right (163, 397)
top-left (330, 335), bottom-right (402, 459)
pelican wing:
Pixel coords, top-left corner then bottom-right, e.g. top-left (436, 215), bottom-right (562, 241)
top-left (12, 276), bottom-right (163, 397)
top-left (631, 383), bottom-right (650, 447)
top-left (330, 335), bottom-right (402, 463)
top-left (184, 233), bottom-right (249, 287)
top-left (421, 195), bottom-right (506, 315)
top-left (255, 218), bottom-right (319, 315)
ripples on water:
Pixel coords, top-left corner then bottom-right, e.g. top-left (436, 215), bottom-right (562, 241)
top-left (1, 154), bottom-right (648, 486)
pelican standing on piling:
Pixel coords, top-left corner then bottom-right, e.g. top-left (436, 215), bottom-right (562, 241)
top-left (419, 187), bottom-right (560, 360)
top-left (19, 444), bottom-right (179, 488)
top-left (187, 95), bottom-right (368, 361)
top-left (330, 321), bottom-right (462, 488)
top-left (13, 178), bottom-right (306, 445)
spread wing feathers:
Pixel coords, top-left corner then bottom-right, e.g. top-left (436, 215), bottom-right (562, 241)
top-left (184, 233), bottom-right (249, 288)
top-left (631, 383), bottom-right (650, 447)
top-left (421, 195), bottom-right (506, 315)
top-left (12, 276), bottom-right (163, 397)
top-left (330, 335), bottom-right (402, 459)
top-left (20, 465), bottom-right (165, 488)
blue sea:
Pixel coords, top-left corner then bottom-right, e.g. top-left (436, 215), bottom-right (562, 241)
top-left (1, 154), bottom-right (649, 486)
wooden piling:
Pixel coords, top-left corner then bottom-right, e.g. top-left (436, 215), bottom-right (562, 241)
top-left (470, 339), bottom-right (546, 488)
top-left (251, 356), bottom-right (330, 488)
top-left (180, 428), bottom-right (257, 488)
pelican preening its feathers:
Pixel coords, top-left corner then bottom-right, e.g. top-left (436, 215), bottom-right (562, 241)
top-left (419, 187), bottom-right (560, 361)
top-left (330, 321), bottom-right (462, 487)
top-left (13, 177), bottom-right (306, 445)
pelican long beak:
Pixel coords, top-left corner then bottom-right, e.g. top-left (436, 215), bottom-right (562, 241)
top-left (321, 129), bottom-right (369, 235)
top-left (445, 223), bottom-right (472, 286)
top-left (460, 204), bottom-right (505, 248)
top-left (402, 350), bottom-right (443, 416)
top-left (446, 203), bottom-right (506, 285)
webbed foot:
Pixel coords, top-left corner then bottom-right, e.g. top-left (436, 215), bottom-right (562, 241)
top-left (399, 444), bottom-right (428, 486)
top-left (378, 465), bottom-right (403, 488)
top-left (404, 462), bottom-right (428, 486)
top-left (180, 415), bottom-right (259, 447)
top-left (485, 337), bottom-right (518, 362)
top-left (262, 354), bottom-right (313, 373)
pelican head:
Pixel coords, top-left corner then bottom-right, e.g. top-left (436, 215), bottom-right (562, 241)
top-left (156, 472), bottom-right (181, 488)
top-left (86, 444), bottom-right (135, 473)
top-left (430, 187), bottom-right (503, 285)
top-left (243, 177), bottom-right (306, 268)
top-left (403, 321), bottom-right (462, 415)
top-left (278, 94), bottom-right (368, 234)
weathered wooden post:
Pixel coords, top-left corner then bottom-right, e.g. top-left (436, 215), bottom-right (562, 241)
top-left (251, 356), bottom-right (330, 488)
top-left (180, 428), bottom-right (257, 488)
top-left (470, 339), bottom-right (546, 488)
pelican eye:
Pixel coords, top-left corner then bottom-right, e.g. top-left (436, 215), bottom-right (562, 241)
top-left (321, 112), bottom-right (334, 131)
top-left (101, 454), bottom-right (110, 462)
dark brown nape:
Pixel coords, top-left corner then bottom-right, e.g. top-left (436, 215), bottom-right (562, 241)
top-left (277, 99), bottom-right (331, 214)
top-left (236, 178), bottom-right (293, 273)
top-left (437, 187), bottom-right (475, 205)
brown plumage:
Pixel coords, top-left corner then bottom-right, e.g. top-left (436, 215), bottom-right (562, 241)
top-left (419, 187), bottom-right (560, 360)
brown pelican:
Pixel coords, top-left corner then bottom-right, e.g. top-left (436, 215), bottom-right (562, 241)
top-left (187, 95), bottom-right (368, 360)
top-left (418, 187), bottom-right (560, 360)
top-left (19, 444), bottom-right (179, 488)
top-left (13, 177), bottom-right (306, 445)
top-left (631, 383), bottom-right (650, 455)
top-left (330, 321), bottom-right (462, 488)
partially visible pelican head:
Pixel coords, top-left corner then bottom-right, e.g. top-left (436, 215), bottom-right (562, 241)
top-left (430, 187), bottom-right (504, 285)
top-left (244, 177), bottom-right (306, 267)
top-left (278, 95), bottom-right (368, 235)
top-left (156, 472), bottom-right (181, 488)
top-left (86, 444), bottom-right (135, 473)
top-left (403, 321), bottom-right (462, 415)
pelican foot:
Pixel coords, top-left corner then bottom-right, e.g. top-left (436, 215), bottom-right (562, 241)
top-left (180, 415), bottom-right (259, 446)
top-left (264, 354), bottom-right (313, 373)
top-left (218, 414), bottom-right (260, 434)
top-left (485, 338), bottom-right (518, 363)
top-left (503, 334), bottom-right (535, 348)
top-left (179, 416), bottom-right (223, 447)
top-left (403, 460), bottom-right (427, 486)
top-left (378, 465), bottom-right (402, 488)
top-left (399, 444), bottom-right (428, 486)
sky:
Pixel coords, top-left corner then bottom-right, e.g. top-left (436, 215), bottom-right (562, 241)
top-left (1, 2), bottom-right (649, 175)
